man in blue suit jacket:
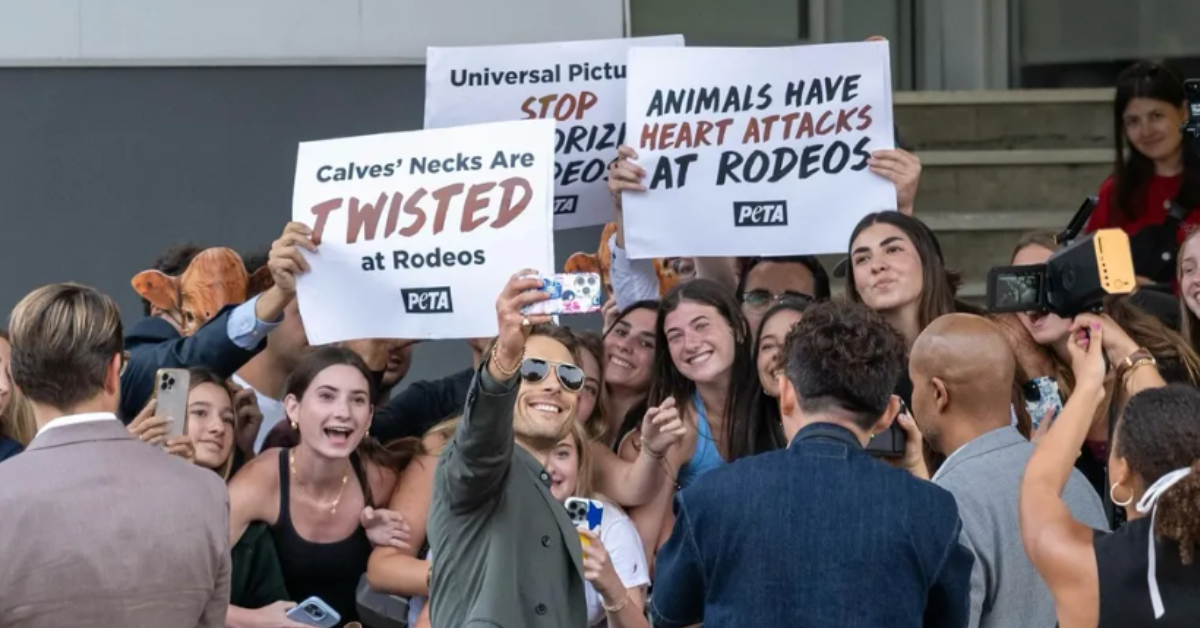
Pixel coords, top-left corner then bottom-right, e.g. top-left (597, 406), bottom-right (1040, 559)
top-left (651, 301), bottom-right (973, 628)
top-left (119, 238), bottom-right (298, 423)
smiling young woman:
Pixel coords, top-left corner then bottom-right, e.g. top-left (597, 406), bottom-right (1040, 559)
top-left (227, 347), bottom-right (420, 628)
top-left (1086, 62), bottom-right (1200, 285)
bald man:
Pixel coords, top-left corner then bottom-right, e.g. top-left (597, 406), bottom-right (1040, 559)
top-left (909, 314), bottom-right (1106, 628)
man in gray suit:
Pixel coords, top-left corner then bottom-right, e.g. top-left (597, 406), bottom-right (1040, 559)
top-left (907, 314), bottom-right (1107, 628)
top-left (427, 271), bottom-right (683, 628)
top-left (0, 283), bottom-right (230, 628)
top-left (427, 271), bottom-right (588, 628)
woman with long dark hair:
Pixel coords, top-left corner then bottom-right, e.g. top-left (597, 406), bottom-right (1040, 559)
top-left (228, 346), bottom-right (419, 627)
top-left (845, 212), bottom-right (978, 397)
top-left (602, 300), bottom-right (658, 448)
top-left (746, 298), bottom-right (811, 451)
top-left (1087, 61), bottom-right (1200, 285)
top-left (621, 279), bottom-right (764, 557)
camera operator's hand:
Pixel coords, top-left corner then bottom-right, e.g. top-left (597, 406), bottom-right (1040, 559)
top-left (1067, 317), bottom-right (1108, 399)
top-left (1076, 312), bottom-right (1140, 365)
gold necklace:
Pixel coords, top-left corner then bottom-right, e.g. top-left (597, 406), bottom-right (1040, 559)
top-left (289, 449), bottom-right (349, 515)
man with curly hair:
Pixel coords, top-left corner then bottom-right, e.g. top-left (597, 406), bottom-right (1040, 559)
top-left (649, 300), bottom-right (973, 628)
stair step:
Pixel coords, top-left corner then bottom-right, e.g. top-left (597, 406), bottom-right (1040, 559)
top-left (919, 148), bottom-right (1113, 166)
top-left (920, 210), bottom-right (1075, 232)
top-left (919, 160), bottom-right (1109, 214)
top-left (894, 89), bottom-right (1114, 152)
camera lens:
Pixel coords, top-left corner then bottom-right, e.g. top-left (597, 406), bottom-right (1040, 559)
top-left (306, 604), bottom-right (324, 617)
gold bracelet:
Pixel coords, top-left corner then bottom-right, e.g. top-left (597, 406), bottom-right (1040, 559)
top-left (489, 340), bottom-right (524, 379)
top-left (602, 591), bottom-right (630, 613)
top-left (1121, 357), bottom-right (1156, 382)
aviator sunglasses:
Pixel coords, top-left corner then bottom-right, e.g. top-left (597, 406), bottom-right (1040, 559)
top-left (520, 358), bottom-right (586, 392)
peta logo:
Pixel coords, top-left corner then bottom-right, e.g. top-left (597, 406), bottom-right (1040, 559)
top-left (401, 287), bottom-right (454, 314)
top-left (733, 201), bottom-right (788, 227)
top-left (554, 196), bottom-right (579, 215)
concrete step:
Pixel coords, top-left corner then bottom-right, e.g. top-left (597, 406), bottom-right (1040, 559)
top-left (895, 88), bottom-right (1114, 152)
top-left (916, 149), bottom-right (1111, 215)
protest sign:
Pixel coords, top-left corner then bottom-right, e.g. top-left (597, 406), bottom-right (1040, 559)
top-left (291, 119), bottom-right (556, 344)
top-left (622, 41), bottom-right (896, 259)
top-left (425, 35), bottom-right (684, 231)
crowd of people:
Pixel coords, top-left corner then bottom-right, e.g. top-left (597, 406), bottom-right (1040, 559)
top-left (1, 58), bottom-right (1200, 628)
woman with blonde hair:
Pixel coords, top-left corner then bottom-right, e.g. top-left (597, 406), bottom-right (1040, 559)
top-left (0, 329), bottom-right (36, 462)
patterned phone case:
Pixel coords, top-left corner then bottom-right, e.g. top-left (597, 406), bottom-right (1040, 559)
top-left (522, 273), bottom-right (603, 315)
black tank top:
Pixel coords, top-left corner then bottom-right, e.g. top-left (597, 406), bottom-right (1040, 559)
top-left (1093, 518), bottom-right (1200, 627)
top-left (271, 448), bottom-right (372, 627)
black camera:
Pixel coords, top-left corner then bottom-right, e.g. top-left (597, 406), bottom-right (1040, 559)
top-left (1183, 79), bottom-right (1200, 145)
top-left (986, 229), bottom-right (1136, 318)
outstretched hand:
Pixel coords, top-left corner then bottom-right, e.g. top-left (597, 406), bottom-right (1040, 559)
top-left (640, 397), bottom-right (687, 457)
top-left (489, 271), bottom-right (551, 380)
top-left (361, 506), bottom-right (412, 549)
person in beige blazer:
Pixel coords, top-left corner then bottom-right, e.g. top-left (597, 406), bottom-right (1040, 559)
top-left (0, 283), bottom-right (231, 628)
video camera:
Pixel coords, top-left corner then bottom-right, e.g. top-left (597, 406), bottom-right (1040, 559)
top-left (1184, 79), bottom-right (1200, 148)
top-left (986, 228), bottom-right (1136, 318)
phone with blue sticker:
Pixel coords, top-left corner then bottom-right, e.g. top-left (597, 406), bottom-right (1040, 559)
top-left (565, 497), bottom-right (603, 546)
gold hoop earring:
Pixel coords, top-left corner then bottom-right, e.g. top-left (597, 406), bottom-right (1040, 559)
top-left (1110, 482), bottom-right (1134, 507)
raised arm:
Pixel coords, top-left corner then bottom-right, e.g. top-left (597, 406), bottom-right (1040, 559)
top-left (437, 272), bottom-right (550, 515)
top-left (1019, 318), bottom-right (1110, 628)
top-left (608, 148), bottom-right (666, 309)
top-left (592, 397), bottom-right (687, 508)
top-left (367, 452), bottom-right (437, 596)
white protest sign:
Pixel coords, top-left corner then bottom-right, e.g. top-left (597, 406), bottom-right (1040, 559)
top-left (425, 35), bottom-right (684, 231)
top-left (622, 41), bottom-right (896, 259)
top-left (292, 119), bottom-right (556, 344)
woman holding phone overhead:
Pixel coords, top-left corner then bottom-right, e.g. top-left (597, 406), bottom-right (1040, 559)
top-left (228, 347), bottom-right (419, 628)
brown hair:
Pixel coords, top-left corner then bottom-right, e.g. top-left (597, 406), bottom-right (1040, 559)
top-left (422, 416), bottom-right (461, 458)
top-left (9, 283), bottom-right (124, 411)
top-left (185, 368), bottom-right (239, 481)
top-left (568, 329), bottom-right (611, 442)
top-left (284, 346), bottom-right (422, 506)
top-left (845, 212), bottom-right (973, 334)
top-left (0, 330), bottom-right (36, 446)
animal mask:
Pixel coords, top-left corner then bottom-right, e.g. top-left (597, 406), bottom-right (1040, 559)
top-left (132, 247), bottom-right (274, 336)
top-left (564, 223), bottom-right (689, 301)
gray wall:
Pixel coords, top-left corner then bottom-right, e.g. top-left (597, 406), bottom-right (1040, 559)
top-left (0, 0), bottom-right (624, 65)
top-left (0, 66), bottom-right (603, 386)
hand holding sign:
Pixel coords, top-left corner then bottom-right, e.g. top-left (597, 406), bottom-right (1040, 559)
top-left (488, 271), bottom-right (552, 381)
top-left (608, 145), bottom-right (647, 198)
top-left (270, 222), bottom-right (318, 296)
top-left (868, 149), bottom-right (922, 215)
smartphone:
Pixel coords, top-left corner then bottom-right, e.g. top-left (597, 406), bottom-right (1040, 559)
top-left (522, 273), bottom-right (603, 316)
top-left (565, 497), bottom-right (604, 548)
top-left (865, 400), bottom-right (908, 458)
top-left (286, 596), bottom-right (341, 628)
top-left (154, 368), bottom-right (190, 441)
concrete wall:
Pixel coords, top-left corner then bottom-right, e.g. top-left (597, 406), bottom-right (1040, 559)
top-left (0, 65), bottom-right (604, 388)
top-left (0, 0), bottom-right (625, 65)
